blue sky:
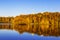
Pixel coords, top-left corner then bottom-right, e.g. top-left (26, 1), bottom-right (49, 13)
top-left (0, 0), bottom-right (60, 16)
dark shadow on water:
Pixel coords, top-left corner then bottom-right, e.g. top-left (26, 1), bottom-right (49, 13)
top-left (0, 30), bottom-right (60, 40)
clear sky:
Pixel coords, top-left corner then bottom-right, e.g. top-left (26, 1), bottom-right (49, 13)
top-left (0, 0), bottom-right (60, 16)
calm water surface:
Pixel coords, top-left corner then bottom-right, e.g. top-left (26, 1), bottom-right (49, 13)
top-left (0, 30), bottom-right (60, 40)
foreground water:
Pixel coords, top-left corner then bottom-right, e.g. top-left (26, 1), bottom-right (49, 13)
top-left (0, 30), bottom-right (60, 40)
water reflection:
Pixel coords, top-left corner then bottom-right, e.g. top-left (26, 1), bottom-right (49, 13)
top-left (0, 30), bottom-right (60, 40)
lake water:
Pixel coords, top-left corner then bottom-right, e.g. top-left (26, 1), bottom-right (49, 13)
top-left (0, 30), bottom-right (60, 40)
